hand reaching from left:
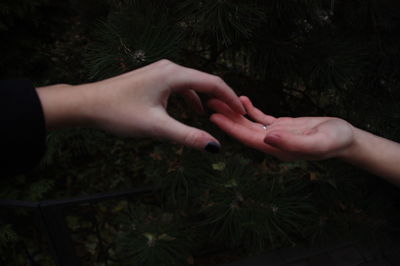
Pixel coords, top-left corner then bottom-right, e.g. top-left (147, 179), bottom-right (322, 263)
top-left (208, 96), bottom-right (355, 161)
top-left (36, 60), bottom-right (246, 152)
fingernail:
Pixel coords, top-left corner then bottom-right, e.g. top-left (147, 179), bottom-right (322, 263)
top-left (205, 142), bottom-right (220, 153)
top-left (241, 106), bottom-right (247, 115)
top-left (265, 134), bottom-right (280, 144)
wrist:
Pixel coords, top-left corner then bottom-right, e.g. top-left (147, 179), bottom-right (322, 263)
top-left (335, 124), bottom-right (363, 162)
top-left (36, 83), bottom-right (96, 130)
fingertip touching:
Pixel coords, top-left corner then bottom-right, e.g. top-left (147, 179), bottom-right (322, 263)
top-left (207, 98), bottom-right (242, 120)
top-left (217, 88), bottom-right (246, 116)
top-left (240, 95), bottom-right (260, 116)
top-left (240, 95), bottom-right (276, 125)
top-left (209, 112), bottom-right (222, 124)
top-left (173, 68), bottom-right (245, 115)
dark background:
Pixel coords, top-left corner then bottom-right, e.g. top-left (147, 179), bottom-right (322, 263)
top-left (1, 1), bottom-right (400, 265)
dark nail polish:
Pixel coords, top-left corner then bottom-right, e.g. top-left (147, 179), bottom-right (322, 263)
top-left (205, 142), bottom-right (220, 153)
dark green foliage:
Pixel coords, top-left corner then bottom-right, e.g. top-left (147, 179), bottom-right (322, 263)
top-left (145, 145), bottom-right (214, 207)
top-left (0, 0), bottom-right (49, 31)
top-left (0, 224), bottom-right (18, 246)
top-left (116, 204), bottom-right (193, 265)
top-left (141, 151), bottom-right (318, 257)
top-left (87, 0), bottom-right (182, 80)
top-left (177, 0), bottom-right (265, 47)
top-left (201, 157), bottom-right (316, 250)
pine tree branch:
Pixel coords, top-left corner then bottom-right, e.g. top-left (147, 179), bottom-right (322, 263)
top-left (202, 45), bottom-right (230, 68)
top-left (283, 87), bottom-right (330, 116)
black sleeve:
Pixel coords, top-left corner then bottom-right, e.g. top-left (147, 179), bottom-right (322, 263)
top-left (1, 80), bottom-right (46, 177)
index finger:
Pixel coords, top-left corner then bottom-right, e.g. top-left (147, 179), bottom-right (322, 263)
top-left (210, 113), bottom-right (279, 153)
top-left (171, 67), bottom-right (246, 115)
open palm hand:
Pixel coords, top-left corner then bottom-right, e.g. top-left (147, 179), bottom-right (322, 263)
top-left (208, 96), bottom-right (355, 161)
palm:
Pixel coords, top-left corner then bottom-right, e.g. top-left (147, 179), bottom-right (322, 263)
top-left (208, 96), bottom-right (354, 161)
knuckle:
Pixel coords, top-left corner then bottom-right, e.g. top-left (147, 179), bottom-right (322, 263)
top-left (215, 76), bottom-right (224, 82)
top-left (157, 59), bottom-right (172, 66)
top-left (154, 60), bottom-right (177, 79)
top-left (156, 59), bottom-right (176, 72)
top-left (211, 75), bottom-right (224, 85)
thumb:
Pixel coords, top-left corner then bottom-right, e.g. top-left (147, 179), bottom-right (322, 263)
top-left (155, 115), bottom-right (221, 153)
top-left (264, 129), bottom-right (321, 154)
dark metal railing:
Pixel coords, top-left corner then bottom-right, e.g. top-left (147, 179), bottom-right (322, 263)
top-left (0, 187), bottom-right (153, 266)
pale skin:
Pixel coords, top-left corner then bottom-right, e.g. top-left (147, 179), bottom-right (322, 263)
top-left (35, 59), bottom-right (400, 185)
top-left (208, 96), bottom-right (400, 186)
top-left (36, 59), bottom-right (246, 153)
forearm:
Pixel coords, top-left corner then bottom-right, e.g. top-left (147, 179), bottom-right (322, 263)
top-left (339, 126), bottom-right (400, 186)
top-left (35, 84), bottom-right (94, 130)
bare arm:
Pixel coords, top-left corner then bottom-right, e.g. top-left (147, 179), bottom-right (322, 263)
top-left (208, 96), bottom-right (400, 186)
top-left (339, 127), bottom-right (400, 185)
top-left (36, 60), bottom-right (245, 153)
